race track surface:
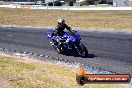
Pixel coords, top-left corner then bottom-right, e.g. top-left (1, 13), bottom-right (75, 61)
top-left (0, 27), bottom-right (132, 75)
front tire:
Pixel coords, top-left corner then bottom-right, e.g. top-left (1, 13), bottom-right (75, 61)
top-left (55, 45), bottom-right (64, 54)
top-left (54, 43), bottom-right (64, 54)
top-left (51, 40), bottom-right (64, 54)
top-left (74, 43), bottom-right (88, 57)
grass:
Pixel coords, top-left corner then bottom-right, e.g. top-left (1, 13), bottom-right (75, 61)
top-left (0, 54), bottom-right (123, 88)
top-left (0, 8), bottom-right (132, 29)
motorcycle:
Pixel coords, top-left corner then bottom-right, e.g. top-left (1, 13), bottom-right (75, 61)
top-left (46, 30), bottom-right (88, 57)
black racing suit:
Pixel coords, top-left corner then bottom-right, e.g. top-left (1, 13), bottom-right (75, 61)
top-left (52, 23), bottom-right (71, 46)
top-left (53, 23), bottom-right (71, 36)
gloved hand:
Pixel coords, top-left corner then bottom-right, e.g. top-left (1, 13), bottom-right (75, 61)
top-left (70, 30), bottom-right (75, 36)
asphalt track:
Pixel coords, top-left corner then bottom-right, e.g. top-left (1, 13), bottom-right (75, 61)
top-left (0, 26), bottom-right (132, 75)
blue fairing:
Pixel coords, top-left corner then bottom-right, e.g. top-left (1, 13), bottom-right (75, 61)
top-left (69, 35), bottom-right (79, 41)
top-left (46, 30), bottom-right (81, 46)
top-left (62, 31), bottom-right (80, 41)
top-left (46, 29), bottom-right (88, 57)
top-left (46, 30), bottom-right (54, 39)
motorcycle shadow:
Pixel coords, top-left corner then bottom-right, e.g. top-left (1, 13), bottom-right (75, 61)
top-left (63, 52), bottom-right (97, 58)
top-left (87, 54), bottom-right (97, 58)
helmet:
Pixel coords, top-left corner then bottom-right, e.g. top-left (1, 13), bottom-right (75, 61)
top-left (58, 18), bottom-right (65, 24)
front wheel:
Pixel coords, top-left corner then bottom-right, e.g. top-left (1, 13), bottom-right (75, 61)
top-left (54, 44), bottom-right (64, 54)
top-left (74, 43), bottom-right (88, 57)
top-left (50, 40), bottom-right (64, 54)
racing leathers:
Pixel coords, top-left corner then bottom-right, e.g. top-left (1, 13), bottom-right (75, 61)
top-left (52, 23), bottom-right (71, 36)
top-left (51, 23), bottom-right (71, 47)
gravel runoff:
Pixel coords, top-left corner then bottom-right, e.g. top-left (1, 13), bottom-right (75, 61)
top-left (0, 47), bottom-right (115, 74)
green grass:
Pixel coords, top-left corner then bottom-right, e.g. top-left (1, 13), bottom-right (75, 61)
top-left (0, 55), bottom-right (123, 88)
top-left (0, 8), bottom-right (132, 29)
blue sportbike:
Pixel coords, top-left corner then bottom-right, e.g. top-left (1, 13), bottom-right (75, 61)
top-left (46, 30), bottom-right (88, 57)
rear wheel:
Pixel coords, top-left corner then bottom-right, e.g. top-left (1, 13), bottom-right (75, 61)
top-left (74, 43), bottom-right (88, 57)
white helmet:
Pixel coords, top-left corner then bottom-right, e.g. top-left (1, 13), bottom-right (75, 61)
top-left (58, 18), bottom-right (65, 24)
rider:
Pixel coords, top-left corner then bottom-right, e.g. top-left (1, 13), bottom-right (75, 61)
top-left (52, 18), bottom-right (72, 36)
top-left (51, 18), bottom-right (72, 46)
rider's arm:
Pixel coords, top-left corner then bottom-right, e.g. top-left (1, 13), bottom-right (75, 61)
top-left (65, 24), bottom-right (71, 31)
